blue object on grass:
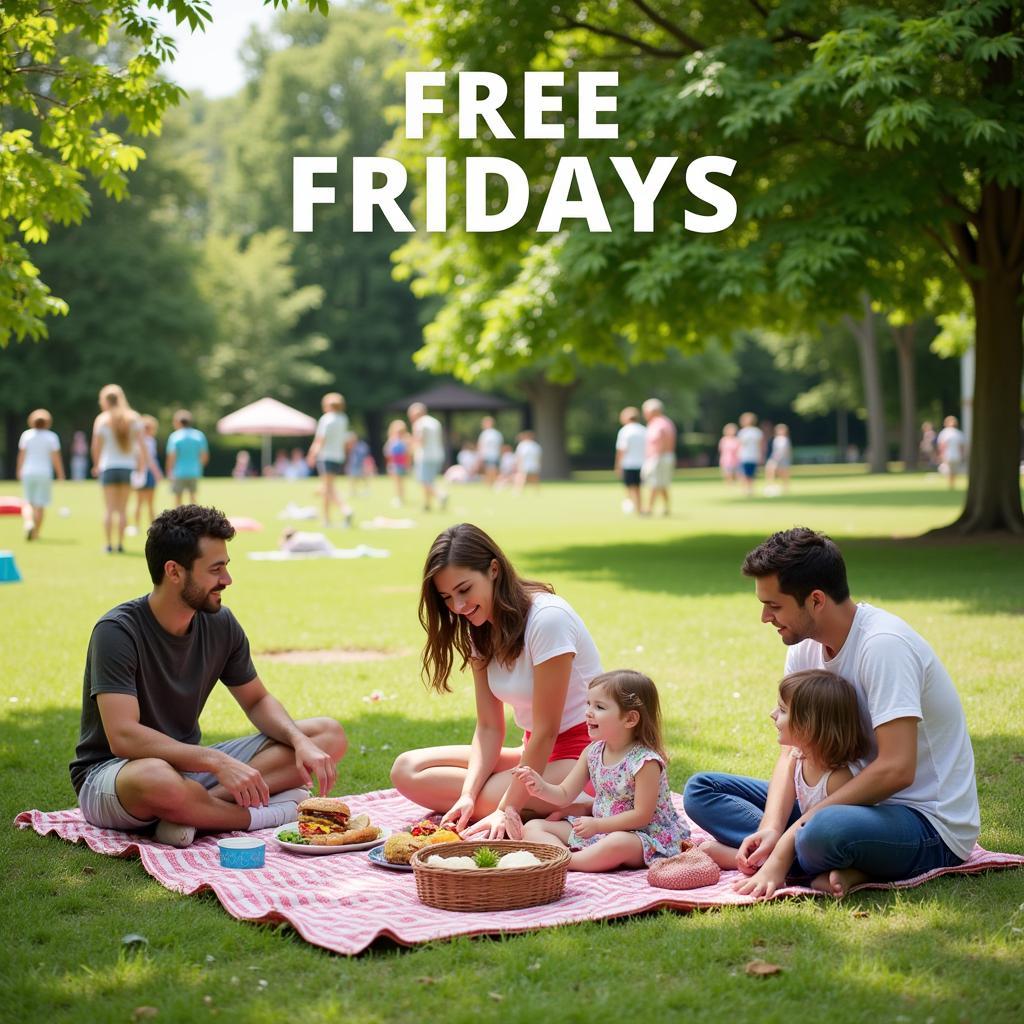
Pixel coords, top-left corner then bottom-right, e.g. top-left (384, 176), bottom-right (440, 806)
top-left (217, 836), bottom-right (266, 869)
top-left (0, 551), bottom-right (21, 583)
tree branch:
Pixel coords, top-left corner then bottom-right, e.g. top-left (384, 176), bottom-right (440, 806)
top-left (555, 15), bottom-right (688, 59)
top-left (922, 225), bottom-right (967, 278)
top-left (627, 0), bottom-right (705, 51)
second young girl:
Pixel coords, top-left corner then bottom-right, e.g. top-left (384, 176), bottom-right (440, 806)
top-left (702, 669), bottom-right (870, 897)
top-left (515, 670), bottom-right (687, 872)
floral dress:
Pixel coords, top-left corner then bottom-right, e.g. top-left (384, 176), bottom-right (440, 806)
top-left (567, 742), bottom-right (687, 864)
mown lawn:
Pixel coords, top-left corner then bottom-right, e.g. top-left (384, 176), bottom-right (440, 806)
top-left (2, 467), bottom-right (1022, 1023)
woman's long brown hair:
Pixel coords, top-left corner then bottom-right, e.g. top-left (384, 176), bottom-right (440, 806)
top-left (98, 384), bottom-right (134, 449)
top-left (419, 523), bottom-right (553, 694)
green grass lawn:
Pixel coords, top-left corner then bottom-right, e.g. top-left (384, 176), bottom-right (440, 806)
top-left (2, 468), bottom-right (1022, 1023)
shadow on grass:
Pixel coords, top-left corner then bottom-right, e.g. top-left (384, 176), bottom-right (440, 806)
top-left (520, 533), bottom-right (1024, 612)
top-left (732, 488), bottom-right (970, 508)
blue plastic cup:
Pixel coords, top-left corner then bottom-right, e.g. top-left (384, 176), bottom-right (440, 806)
top-left (217, 836), bottom-right (266, 869)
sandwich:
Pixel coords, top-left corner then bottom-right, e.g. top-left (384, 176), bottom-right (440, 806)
top-left (297, 798), bottom-right (379, 846)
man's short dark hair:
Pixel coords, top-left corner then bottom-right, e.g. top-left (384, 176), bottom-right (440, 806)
top-left (146, 505), bottom-right (235, 584)
top-left (741, 527), bottom-right (850, 604)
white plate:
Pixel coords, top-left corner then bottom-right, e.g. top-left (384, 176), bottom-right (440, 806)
top-left (272, 822), bottom-right (390, 855)
top-left (367, 844), bottom-right (414, 871)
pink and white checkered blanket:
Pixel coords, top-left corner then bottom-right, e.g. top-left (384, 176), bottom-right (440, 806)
top-left (14, 789), bottom-right (1024, 956)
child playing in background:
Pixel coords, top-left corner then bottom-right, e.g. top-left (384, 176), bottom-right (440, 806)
top-left (130, 413), bottom-right (163, 534)
top-left (717, 422), bottom-right (741, 484)
top-left (701, 669), bottom-right (870, 898)
top-left (384, 419), bottom-right (411, 507)
top-left (515, 670), bottom-right (687, 871)
top-left (764, 423), bottom-right (792, 494)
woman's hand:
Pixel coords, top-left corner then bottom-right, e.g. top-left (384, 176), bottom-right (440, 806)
top-left (736, 827), bottom-right (780, 874)
top-left (461, 809), bottom-right (512, 840)
top-left (732, 859), bottom-right (788, 899)
top-left (441, 794), bottom-right (476, 833)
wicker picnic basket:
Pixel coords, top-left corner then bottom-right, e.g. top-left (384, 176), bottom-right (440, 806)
top-left (410, 840), bottom-right (570, 912)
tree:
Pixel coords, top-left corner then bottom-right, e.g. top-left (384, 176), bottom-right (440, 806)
top-left (206, 3), bottom-right (426, 444)
top-left (0, 0), bottom-right (326, 345)
top-left (392, 0), bottom-right (1023, 531)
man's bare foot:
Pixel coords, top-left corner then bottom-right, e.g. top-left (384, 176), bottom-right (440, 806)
top-left (811, 868), bottom-right (869, 898)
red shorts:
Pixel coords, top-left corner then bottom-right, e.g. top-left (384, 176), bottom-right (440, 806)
top-left (523, 721), bottom-right (590, 762)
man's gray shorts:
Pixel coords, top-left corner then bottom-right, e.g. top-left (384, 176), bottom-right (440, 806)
top-left (77, 733), bottom-right (271, 831)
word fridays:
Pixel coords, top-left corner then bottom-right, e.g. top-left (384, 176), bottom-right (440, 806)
top-left (293, 72), bottom-right (738, 235)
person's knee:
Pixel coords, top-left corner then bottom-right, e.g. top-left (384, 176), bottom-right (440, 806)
top-left (522, 819), bottom-right (548, 840)
top-left (118, 758), bottom-right (186, 814)
top-left (390, 750), bottom-right (416, 789)
top-left (682, 772), bottom-right (717, 816)
top-left (794, 807), bottom-right (848, 870)
top-left (308, 717), bottom-right (347, 760)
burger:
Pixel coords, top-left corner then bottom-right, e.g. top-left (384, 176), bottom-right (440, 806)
top-left (298, 797), bottom-right (350, 838)
top-left (296, 798), bottom-right (379, 846)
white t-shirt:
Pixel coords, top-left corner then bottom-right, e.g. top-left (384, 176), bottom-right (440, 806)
top-left (738, 426), bottom-right (763, 463)
top-left (937, 427), bottom-right (966, 464)
top-left (478, 427), bottom-right (503, 461)
top-left (415, 415), bottom-right (445, 463)
top-left (486, 593), bottom-right (603, 734)
top-left (19, 428), bottom-right (60, 478)
top-left (769, 434), bottom-right (792, 463)
top-left (96, 419), bottom-right (141, 471)
top-left (615, 423), bottom-right (647, 470)
top-left (784, 603), bottom-right (979, 859)
top-left (315, 411), bottom-right (350, 462)
top-left (516, 439), bottom-right (542, 475)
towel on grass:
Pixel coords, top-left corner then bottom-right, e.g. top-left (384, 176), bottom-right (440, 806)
top-left (248, 545), bottom-right (389, 561)
top-left (14, 789), bottom-right (1023, 957)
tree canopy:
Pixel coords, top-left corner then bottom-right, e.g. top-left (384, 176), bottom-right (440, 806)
top-left (392, 0), bottom-right (1024, 530)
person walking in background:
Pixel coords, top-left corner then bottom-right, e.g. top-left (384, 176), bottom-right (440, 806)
top-left (166, 410), bottom-right (209, 507)
top-left (408, 402), bottom-right (447, 512)
top-left (347, 435), bottom-right (371, 497)
top-left (91, 384), bottom-right (146, 554)
top-left (641, 398), bottom-right (676, 516)
top-left (130, 414), bottom-right (164, 535)
top-left (765, 424), bottom-right (793, 494)
top-left (17, 408), bottom-right (65, 541)
top-left (514, 430), bottom-right (542, 491)
top-left (70, 430), bottom-right (89, 482)
top-left (919, 421), bottom-right (938, 470)
top-left (477, 416), bottom-right (504, 486)
top-left (615, 406), bottom-right (647, 514)
top-left (937, 415), bottom-right (968, 490)
top-left (384, 419), bottom-right (411, 507)
top-left (737, 412), bottom-right (764, 497)
top-left (717, 422), bottom-right (741, 485)
top-left (306, 392), bottom-right (352, 527)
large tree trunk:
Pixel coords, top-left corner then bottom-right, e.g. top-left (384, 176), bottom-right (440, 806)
top-left (520, 375), bottom-right (576, 480)
top-left (843, 294), bottom-right (888, 473)
top-left (948, 255), bottom-right (1024, 533)
top-left (892, 322), bottom-right (918, 470)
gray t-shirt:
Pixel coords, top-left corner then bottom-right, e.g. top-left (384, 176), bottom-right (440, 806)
top-left (69, 595), bottom-right (257, 793)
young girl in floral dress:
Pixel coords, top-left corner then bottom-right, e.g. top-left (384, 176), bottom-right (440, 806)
top-left (515, 670), bottom-right (686, 871)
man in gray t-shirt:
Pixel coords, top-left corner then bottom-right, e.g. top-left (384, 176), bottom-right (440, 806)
top-left (69, 505), bottom-right (347, 847)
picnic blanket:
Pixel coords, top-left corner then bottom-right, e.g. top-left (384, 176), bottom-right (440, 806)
top-left (15, 789), bottom-right (1024, 957)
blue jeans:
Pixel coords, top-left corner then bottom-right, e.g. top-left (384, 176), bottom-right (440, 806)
top-left (683, 772), bottom-right (964, 880)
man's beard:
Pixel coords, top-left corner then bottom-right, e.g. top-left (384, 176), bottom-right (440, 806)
top-left (182, 573), bottom-right (222, 613)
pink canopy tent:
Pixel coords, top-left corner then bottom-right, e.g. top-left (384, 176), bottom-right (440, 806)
top-left (216, 398), bottom-right (318, 472)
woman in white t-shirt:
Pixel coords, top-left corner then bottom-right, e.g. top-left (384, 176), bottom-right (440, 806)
top-left (391, 523), bottom-right (604, 839)
top-left (17, 408), bottom-right (65, 541)
top-left (305, 392), bottom-right (353, 528)
top-left (91, 384), bottom-right (146, 554)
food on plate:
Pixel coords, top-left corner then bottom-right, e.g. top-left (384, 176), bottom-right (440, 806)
top-left (406, 819), bottom-right (463, 845)
top-left (296, 797), bottom-right (380, 846)
top-left (383, 831), bottom-right (427, 864)
top-left (277, 829), bottom-right (310, 845)
top-left (422, 828), bottom-right (462, 845)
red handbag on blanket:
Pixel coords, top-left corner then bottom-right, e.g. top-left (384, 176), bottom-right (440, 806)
top-left (648, 842), bottom-right (721, 890)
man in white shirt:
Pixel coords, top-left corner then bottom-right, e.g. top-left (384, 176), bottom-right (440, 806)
top-left (408, 402), bottom-right (448, 511)
top-left (615, 406), bottom-right (647, 514)
top-left (684, 527), bottom-right (978, 897)
top-left (937, 415), bottom-right (968, 490)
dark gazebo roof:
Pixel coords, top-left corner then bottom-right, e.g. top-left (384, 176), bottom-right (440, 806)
top-left (386, 382), bottom-right (518, 412)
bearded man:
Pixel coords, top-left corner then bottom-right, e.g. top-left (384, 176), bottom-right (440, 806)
top-left (69, 504), bottom-right (346, 847)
